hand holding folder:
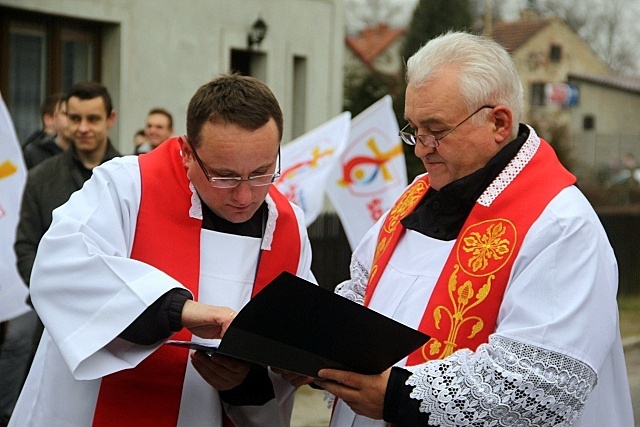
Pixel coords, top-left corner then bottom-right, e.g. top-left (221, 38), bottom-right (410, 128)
top-left (167, 272), bottom-right (429, 378)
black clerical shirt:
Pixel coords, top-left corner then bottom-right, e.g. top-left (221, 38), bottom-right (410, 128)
top-left (400, 125), bottom-right (528, 241)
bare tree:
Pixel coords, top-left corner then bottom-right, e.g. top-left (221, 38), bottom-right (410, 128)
top-left (538, 0), bottom-right (640, 75)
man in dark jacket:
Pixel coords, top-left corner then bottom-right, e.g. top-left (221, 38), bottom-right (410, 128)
top-left (20, 94), bottom-right (58, 150)
top-left (22, 93), bottom-right (72, 169)
top-left (0, 82), bottom-right (121, 426)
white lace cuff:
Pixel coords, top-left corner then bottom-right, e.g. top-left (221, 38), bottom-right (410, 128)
top-left (334, 256), bottom-right (368, 304)
top-left (406, 335), bottom-right (596, 426)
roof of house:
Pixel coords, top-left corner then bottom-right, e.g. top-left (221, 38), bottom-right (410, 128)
top-left (345, 23), bottom-right (405, 68)
top-left (491, 17), bottom-right (555, 53)
top-left (569, 72), bottom-right (640, 95)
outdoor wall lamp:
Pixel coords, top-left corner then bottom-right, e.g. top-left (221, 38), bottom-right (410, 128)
top-left (248, 17), bottom-right (268, 49)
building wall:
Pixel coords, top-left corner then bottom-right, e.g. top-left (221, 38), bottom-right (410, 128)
top-left (0, 0), bottom-right (344, 154)
top-left (567, 80), bottom-right (640, 169)
top-left (511, 19), bottom-right (611, 122)
top-left (504, 18), bottom-right (640, 173)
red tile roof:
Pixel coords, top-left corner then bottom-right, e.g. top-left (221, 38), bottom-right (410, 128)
top-left (491, 18), bottom-right (555, 53)
top-left (345, 23), bottom-right (405, 67)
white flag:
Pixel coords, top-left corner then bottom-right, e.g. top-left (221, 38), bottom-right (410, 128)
top-left (275, 112), bottom-right (351, 226)
top-left (327, 95), bottom-right (407, 250)
top-left (0, 92), bottom-right (30, 322)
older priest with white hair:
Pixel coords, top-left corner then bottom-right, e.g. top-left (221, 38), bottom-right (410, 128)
top-left (317, 31), bottom-right (634, 427)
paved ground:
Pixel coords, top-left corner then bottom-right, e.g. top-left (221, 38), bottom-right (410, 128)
top-left (291, 386), bottom-right (331, 427)
top-left (291, 340), bottom-right (640, 427)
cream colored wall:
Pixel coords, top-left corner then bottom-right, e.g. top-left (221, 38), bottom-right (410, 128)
top-left (511, 19), bottom-right (611, 122)
top-left (0, 0), bottom-right (344, 154)
top-left (568, 81), bottom-right (640, 168)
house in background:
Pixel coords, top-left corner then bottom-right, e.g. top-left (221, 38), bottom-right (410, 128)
top-left (0, 0), bottom-right (345, 153)
top-left (490, 10), bottom-right (640, 174)
top-left (345, 23), bottom-right (405, 76)
top-left (490, 12), bottom-right (611, 126)
top-left (566, 73), bottom-right (640, 172)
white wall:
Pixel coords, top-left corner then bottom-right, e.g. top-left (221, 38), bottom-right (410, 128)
top-left (0, 0), bottom-right (345, 154)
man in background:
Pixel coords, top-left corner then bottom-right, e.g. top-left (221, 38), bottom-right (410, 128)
top-left (22, 93), bottom-right (71, 169)
top-left (20, 94), bottom-right (57, 150)
top-left (141, 107), bottom-right (173, 152)
top-left (133, 128), bottom-right (150, 154)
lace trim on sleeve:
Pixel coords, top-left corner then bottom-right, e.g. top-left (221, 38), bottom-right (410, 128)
top-left (334, 256), bottom-right (368, 305)
top-left (405, 335), bottom-right (596, 427)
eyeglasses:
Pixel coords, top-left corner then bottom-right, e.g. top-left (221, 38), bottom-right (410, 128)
top-left (188, 139), bottom-right (281, 189)
top-left (399, 105), bottom-right (495, 148)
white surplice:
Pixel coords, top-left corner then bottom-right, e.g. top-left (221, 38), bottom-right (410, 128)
top-left (9, 155), bottom-right (314, 427)
top-left (331, 147), bottom-right (633, 426)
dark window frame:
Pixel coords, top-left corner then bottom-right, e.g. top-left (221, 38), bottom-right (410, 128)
top-left (530, 82), bottom-right (546, 106)
top-left (0, 6), bottom-right (102, 105)
top-left (550, 44), bottom-right (562, 63)
top-left (0, 6), bottom-right (102, 142)
top-left (583, 115), bottom-right (595, 131)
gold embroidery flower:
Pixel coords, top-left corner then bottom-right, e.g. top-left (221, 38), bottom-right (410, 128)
top-left (462, 222), bottom-right (510, 272)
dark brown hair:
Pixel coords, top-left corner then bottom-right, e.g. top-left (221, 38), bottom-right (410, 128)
top-left (187, 74), bottom-right (283, 147)
top-left (147, 107), bottom-right (173, 128)
top-left (65, 81), bottom-right (113, 116)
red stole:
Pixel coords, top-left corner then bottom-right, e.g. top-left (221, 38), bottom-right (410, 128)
top-left (364, 139), bottom-right (575, 365)
top-left (92, 138), bottom-right (301, 426)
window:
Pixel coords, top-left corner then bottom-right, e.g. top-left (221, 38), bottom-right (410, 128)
top-left (550, 44), bottom-right (562, 62)
top-left (292, 56), bottom-right (307, 139)
top-left (230, 49), bottom-right (266, 82)
top-left (530, 83), bottom-right (545, 106)
top-left (8, 23), bottom-right (47, 143)
top-left (583, 115), bottom-right (595, 131)
top-left (0, 7), bottom-right (102, 143)
top-left (60, 28), bottom-right (96, 92)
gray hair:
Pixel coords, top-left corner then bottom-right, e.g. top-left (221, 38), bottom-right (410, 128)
top-left (406, 31), bottom-right (523, 132)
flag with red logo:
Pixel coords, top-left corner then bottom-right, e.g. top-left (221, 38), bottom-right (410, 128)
top-left (275, 112), bottom-right (351, 226)
top-left (326, 95), bottom-right (407, 250)
top-left (0, 92), bottom-right (30, 322)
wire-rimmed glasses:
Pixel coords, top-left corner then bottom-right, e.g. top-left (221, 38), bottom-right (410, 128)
top-left (188, 139), bottom-right (281, 189)
top-left (399, 105), bottom-right (495, 148)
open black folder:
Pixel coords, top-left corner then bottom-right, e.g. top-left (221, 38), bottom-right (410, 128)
top-left (167, 271), bottom-right (429, 378)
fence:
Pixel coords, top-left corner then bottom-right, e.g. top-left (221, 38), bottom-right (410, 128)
top-left (568, 132), bottom-right (640, 178)
top-left (598, 209), bottom-right (640, 295)
top-left (307, 213), bottom-right (352, 291)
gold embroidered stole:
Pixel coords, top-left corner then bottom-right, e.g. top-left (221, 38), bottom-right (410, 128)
top-left (363, 139), bottom-right (575, 365)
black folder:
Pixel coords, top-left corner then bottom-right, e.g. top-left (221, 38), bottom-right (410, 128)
top-left (167, 271), bottom-right (429, 378)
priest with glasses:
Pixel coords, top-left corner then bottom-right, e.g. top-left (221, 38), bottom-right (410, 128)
top-left (10, 74), bottom-right (315, 427)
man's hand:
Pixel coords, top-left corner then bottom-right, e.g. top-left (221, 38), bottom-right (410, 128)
top-left (270, 367), bottom-right (314, 388)
top-left (315, 368), bottom-right (391, 420)
top-left (191, 351), bottom-right (251, 390)
top-left (181, 300), bottom-right (236, 339)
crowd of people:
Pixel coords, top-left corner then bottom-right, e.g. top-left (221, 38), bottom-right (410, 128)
top-left (0, 31), bottom-right (634, 427)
